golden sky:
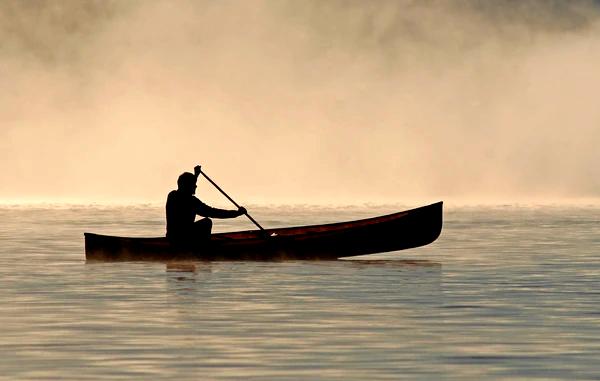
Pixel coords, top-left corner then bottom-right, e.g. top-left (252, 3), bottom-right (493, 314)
top-left (2, 0), bottom-right (600, 204)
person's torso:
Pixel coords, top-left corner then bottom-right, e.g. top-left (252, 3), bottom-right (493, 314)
top-left (166, 190), bottom-right (198, 237)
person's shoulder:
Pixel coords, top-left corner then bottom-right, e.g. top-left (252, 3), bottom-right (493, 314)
top-left (167, 190), bottom-right (179, 201)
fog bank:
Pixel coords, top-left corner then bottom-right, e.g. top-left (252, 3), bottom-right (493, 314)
top-left (2, 0), bottom-right (600, 204)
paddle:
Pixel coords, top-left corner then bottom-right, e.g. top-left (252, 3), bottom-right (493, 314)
top-left (195, 166), bottom-right (267, 234)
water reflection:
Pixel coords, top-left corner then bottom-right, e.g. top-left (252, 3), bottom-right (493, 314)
top-left (345, 259), bottom-right (442, 267)
top-left (166, 262), bottom-right (200, 273)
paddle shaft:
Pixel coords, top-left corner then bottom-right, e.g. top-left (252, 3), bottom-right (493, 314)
top-left (199, 171), bottom-right (266, 232)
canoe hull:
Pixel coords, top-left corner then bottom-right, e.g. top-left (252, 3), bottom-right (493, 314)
top-left (85, 202), bottom-right (443, 261)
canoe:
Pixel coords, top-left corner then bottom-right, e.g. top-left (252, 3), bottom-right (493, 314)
top-left (85, 201), bottom-right (443, 261)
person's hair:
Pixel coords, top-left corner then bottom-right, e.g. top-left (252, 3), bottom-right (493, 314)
top-left (177, 172), bottom-right (196, 189)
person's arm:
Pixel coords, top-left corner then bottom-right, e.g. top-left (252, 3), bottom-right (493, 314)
top-left (192, 165), bottom-right (246, 218)
top-left (194, 198), bottom-right (245, 219)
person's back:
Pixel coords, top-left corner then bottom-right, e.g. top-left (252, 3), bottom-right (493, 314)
top-left (166, 166), bottom-right (245, 245)
top-left (165, 189), bottom-right (198, 241)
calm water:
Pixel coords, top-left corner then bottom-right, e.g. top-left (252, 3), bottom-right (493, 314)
top-left (0, 204), bottom-right (599, 380)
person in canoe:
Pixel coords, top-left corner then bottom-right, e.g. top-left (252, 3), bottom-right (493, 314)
top-left (166, 165), bottom-right (246, 245)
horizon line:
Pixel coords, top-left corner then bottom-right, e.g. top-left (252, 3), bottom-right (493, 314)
top-left (1, 197), bottom-right (600, 208)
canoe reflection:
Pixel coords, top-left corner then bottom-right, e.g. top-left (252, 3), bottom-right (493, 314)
top-left (164, 259), bottom-right (441, 273)
top-left (343, 259), bottom-right (441, 267)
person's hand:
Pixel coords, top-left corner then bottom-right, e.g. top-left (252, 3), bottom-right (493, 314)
top-left (238, 206), bottom-right (247, 216)
top-left (194, 165), bottom-right (202, 177)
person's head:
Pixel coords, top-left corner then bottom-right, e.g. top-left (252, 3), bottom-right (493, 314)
top-left (177, 172), bottom-right (197, 195)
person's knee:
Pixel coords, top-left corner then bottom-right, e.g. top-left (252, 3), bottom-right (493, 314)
top-left (192, 218), bottom-right (212, 240)
top-left (199, 218), bottom-right (212, 234)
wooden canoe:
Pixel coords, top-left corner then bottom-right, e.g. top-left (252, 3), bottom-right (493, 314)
top-left (85, 201), bottom-right (443, 261)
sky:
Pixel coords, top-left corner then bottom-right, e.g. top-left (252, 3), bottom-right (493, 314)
top-left (1, 0), bottom-right (600, 205)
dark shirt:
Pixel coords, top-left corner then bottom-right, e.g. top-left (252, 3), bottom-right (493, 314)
top-left (166, 190), bottom-right (239, 239)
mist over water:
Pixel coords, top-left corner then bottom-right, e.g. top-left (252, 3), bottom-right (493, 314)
top-left (2, 0), bottom-right (600, 204)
